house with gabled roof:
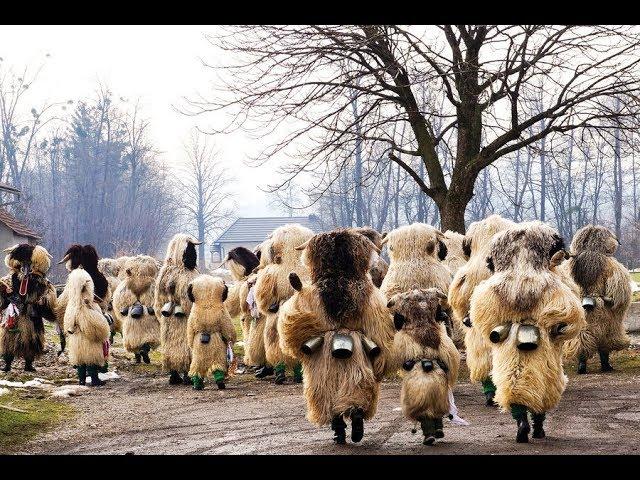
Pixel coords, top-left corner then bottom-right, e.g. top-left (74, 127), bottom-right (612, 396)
top-left (211, 215), bottom-right (323, 264)
top-left (0, 183), bottom-right (41, 251)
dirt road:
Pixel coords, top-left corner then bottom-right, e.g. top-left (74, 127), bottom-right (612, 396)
top-left (14, 345), bottom-right (640, 455)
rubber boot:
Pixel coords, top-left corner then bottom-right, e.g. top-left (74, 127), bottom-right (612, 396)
top-left (274, 362), bottom-right (286, 385)
top-left (331, 415), bottom-right (347, 445)
top-left (24, 358), bottom-right (35, 372)
top-left (482, 378), bottom-right (497, 406)
top-left (255, 365), bottom-right (274, 379)
top-left (293, 363), bottom-right (303, 383)
top-left (213, 369), bottom-right (226, 390)
top-left (532, 412), bottom-right (546, 439)
top-left (169, 370), bottom-right (182, 385)
top-left (88, 365), bottom-right (106, 387)
top-left (76, 365), bottom-right (87, 386)
top-left (141, 344), bottom-right (151, 364)
top-left (434, 417), bottom-right (444, 439)
top-left (99, 362), bottom-right (108, 374)
top-left (420, 417), bottom-right (436, 445)
top-left (577, 355), bottom-right (587, 374)
top-left (192, 375), bottom-right (204, 390)
top-left (350, 408), bottom-right (365, 443)
top-left (511, 404), bottom-right (530, 443)
top-left (599, 351), bottom-right (614, 372)
top-left (2, 354), bottom-right (13, 372)
top-left (182, 372), bottom-right (192, 385)
top-left (134, 353), bottom-right (142, 364)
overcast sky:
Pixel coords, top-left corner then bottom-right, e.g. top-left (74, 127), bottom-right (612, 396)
top-left (0, 25), bottom-right (284, 217)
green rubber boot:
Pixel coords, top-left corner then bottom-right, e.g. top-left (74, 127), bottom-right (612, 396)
top-left (76, 365), bottom-right (87, 385)
top-left (482, 378), bottom-right (497, 406)
top-left (293, 363), bottom-right (303, 383)
top-left (274, 362), bottom-right (286, 385)
top-left (420, 417), bottom-right (436, 445)
top-left (511, 404), bottom-right (530, 443)
top-left (192, 375), bottom-right (204, 390)
top-left (213, 369), bottom-right (226, 390)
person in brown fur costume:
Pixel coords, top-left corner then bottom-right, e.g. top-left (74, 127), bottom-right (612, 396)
top-left (448, 214), bottom-right (515, 406)
top-left (63, 268), bottom-right (111, 386)
top-left (98, 257), bottom-right (124, 339)
top-left (469, 221), bottom-right (585, 443)
top-left (562, 225), bottom-right (631, 373)
top-left (112, 255), bottom-right (161, 363)
top-left (186, 275), bottom-right (236, 390)
top-left (154, 233), bottom-right (202, 385)
top-left (0, 244), bottom-right (58, 372)
top-left (280, 229), bottom-right (395, 444)
top-left (387, 288), bottom-right (460, 445)
top-left (350, 227), bottom-right (388, 288)
top-left (254, 223), bottom-right (313, 384)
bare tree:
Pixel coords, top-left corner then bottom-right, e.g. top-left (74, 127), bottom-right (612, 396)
top-left (178, 131), bottom-right (235, 269)
top-left (188, 25), bottom-right (640, 233)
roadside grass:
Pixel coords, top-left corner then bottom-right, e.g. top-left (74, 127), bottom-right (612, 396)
top-left (0, 390), bottom-right (74, 454)
top-left (564, 348), bottom-right (640, 377)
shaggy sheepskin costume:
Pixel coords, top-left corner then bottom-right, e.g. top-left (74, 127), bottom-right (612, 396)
top-left (255, 223), bottom-right (314, 384)
top-left (469, 221), bottom-right (585, 443)
top-left (441, 230), bottom-right (467, 276)
top-left (112, 255), bottom-right (161, 363)
top-left (186, 275), bottom-right (236, 390)
top-left (63, 268), bottom-right (111, 386)
top-left (56, 245), bottom-right (115, 345)
top-left (387, 288), bottom-right (460, 445)
top-left (223, 247), bottom-right (259, 349)
top-left (280, 229), bottom-right (395, 444)
top-left (350, 227), bottom-right (388, 288)
top-left (562, 225), bottom-right (631, 373)
top-left (380, 223), bottom-right (452, 300)
top-left (154, 233), bottom-right (201, 385)
top-left (448, 214), bottom-right (514, 405)
top-left (0, 244), bottom-right (58, 372)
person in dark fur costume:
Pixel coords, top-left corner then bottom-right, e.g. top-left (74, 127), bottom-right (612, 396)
top-left (0, 244), bottom-right (58, 372)
top-left (562, 225), bottom-right (631, 373)
top-left (280, 229), bottom-right (395, 445)
top-left (387, 288), bottom-right (460, 445)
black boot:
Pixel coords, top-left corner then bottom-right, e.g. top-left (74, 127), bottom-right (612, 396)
top-left (577, 355), bottom-right (587, 374)
top-left (420, 417), bottom-right (436, 445)
top-left (532, 413), bottom-right (546, 439)
top-left (182, 372), bottom-right (192, 385)
top-left (350, 408), bottom-right (365, 443)
top-left (134, 353), bottom-right (142, 364)
top-left (485, 390), bottom-right (496, 407)
top-left (255, 365), bottom-right (274, 379)
top-left (76, 365), bottom-right (87, 386)
top-left (2, 354), bottom-right (13, 372)
top-left (24, 358), bottom-right (35, 372)
top-left (434, 417), bottom-right (444, 439)
top-left (599, 351), bottom-right (614, 372)
top-left (513, 406), bottom-right (530, 443)
top-left (331, 415), bottom-right (347, 445)
top-left (141, 345), bottom-right (151, 364)
top-left (169, 370), bottom-right (182, 385)
top-left (88, 366), bottom-right (106, 387)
